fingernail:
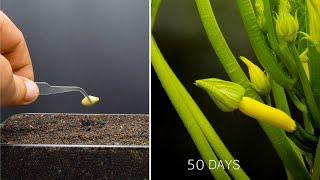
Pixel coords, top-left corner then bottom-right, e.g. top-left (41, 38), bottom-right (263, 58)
top-left (24, 80), bottom-right (39, 102)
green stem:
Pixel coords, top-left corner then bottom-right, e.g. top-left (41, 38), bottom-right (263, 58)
top-left (264, 93), bottom-right (299, 180)
top-left (266, 91), bottom-right (296, 178)
top-left (262, 0), bottom-right (278, 50)
top-left (287, 91), bottom-right (308, 113)
top-left (303, 109), bottom-right (314, 134)
top-left (289, 44), bottom-right (320, 128)
top-left (271, 79), bottom-right (306, 166)
top-left (271, 80), bottom-right (291, 115)
top-left (306, 0), bottom-right (320, 107)
top-left (152, 36), bottom-right (249, 179)
top-left (195, 0), bottom-right (309, 178)
top-left (194, 0), bottom-right (256, 98)
top-left (236, 0), bottom-right (296, 89)
top-left (152, 36), bottom-right (230, 179)
top-left (312, 139), bottom-right (320, 180)
top-left (151, 0), bottom-right (162, 30)
top-left (309, 47), bottom-right (320, 107)
top-left (296, 125), bottom-right (318, 144)
top-left (152, 1), bottom-right (238, 178)
top-left (287, 132), bottom-right (314, 153)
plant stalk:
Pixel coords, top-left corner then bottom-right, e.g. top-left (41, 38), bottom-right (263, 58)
top-left (312, 139), bottom-right (320, 180)
top-left (152, 36), bottom-right (249, 179)
top-left (152, 36), bottom-right (230, 179)
top-left (309, 47), bottom-right (320, 107)
top-left (152, 1), bottom-right (247, 178)
top-left (151, 0), bottom-right (162, 30)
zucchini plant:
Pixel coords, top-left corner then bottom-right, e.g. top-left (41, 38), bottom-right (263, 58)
top-left (152, 0), bottom-right (320, 179)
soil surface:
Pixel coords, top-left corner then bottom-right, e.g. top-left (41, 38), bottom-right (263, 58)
top-left (1, 114), bottom-right (149, 145)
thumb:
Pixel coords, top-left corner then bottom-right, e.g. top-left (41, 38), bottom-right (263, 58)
top-left (4, 75), bottom-right (39, 106)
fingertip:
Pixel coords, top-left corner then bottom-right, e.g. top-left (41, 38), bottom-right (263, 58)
top-left (23, 78), bottom-right (39, 104)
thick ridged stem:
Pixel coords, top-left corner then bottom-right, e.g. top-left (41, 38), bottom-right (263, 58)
top-left (152, 36), bottom-right (249, 179)
top-left (152, 1), bottom-right (246, 178)
top-left (152, 37), bottom-right (230, 179)
top-left (194, 0), bottom-right (257, 99)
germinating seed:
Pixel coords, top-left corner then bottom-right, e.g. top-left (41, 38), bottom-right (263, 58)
top-left (81, 96), bottom-right (99, 107)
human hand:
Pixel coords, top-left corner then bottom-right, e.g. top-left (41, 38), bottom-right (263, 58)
top-left (0, 11), bottom-right (39, 106)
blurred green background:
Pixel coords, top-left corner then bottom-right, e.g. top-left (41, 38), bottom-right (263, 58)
top-left (151, 0), bottom-right (286, 179)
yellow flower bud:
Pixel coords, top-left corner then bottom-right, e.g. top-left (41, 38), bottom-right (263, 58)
top-left (306, 0), bottom-right (320, 52)
top-left (255, 0), bottom-right (266, 31)
top-left (196, 78), bottom-right (296, 132)
top-left (239, 97), bottom-right (296, 132)
top-left (275, 0), bottom-right (299, 42)
top-left (240, 56), bottom-right (270, 95)
top-left (195, 78), bottom-right (245, 112)
top-left (299, 49), bottom-right (310, 80)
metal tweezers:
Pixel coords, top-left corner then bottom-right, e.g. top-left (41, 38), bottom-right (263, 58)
top-left (35, 82), bottom-right (92, 103)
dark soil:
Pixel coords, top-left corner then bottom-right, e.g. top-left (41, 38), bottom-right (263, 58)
top-left (1, 146), bottom-right (149, 180)
top-left (1, 114), bottom-right (149, 145)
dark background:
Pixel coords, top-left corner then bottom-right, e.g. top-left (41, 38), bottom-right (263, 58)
top-left (1, 0), bottom-right (149, 121)
top-left (152, 0), bottom-right (286, 179)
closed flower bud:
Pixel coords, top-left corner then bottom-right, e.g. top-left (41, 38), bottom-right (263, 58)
top-left (275, 0), bottom-right (299, 43)
top-left (195, 78), bottom-right (245, 112)
top-left (255, 0), bottom-right (266, 31)
top-left (239, 97), bottom-right (296, 132)
top-left (240, 56), bottom-right (271, 95)
top-left (196, 78), bottom-right (296, 132)
top-left (299, 49), bottom-right (310, 80)
top-left (306, 0), bottom-right (320, 53)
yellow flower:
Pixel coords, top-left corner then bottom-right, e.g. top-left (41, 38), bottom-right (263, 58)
top-left (306, 0), bottom-right (320, 52)
top-left (195, 78), bottom-right (245, 112)
top-left (275, 0), bottom-right (299, 43)
top-left (240, 56), bottom-right (270, 95)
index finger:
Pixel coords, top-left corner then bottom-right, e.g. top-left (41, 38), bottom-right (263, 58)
top-left (0, 11), bottom-right (34, 80)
